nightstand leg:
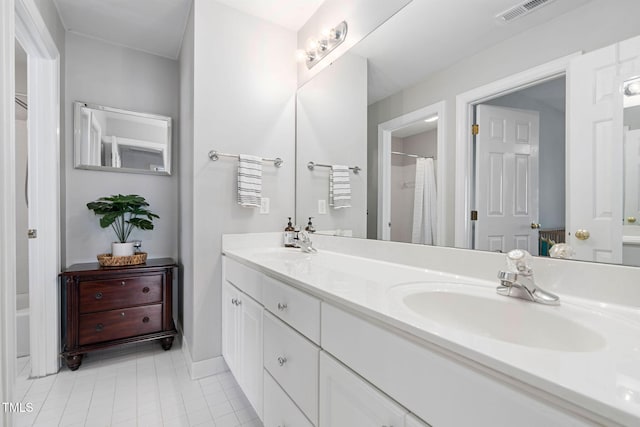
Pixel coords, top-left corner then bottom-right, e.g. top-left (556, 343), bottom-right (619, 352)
top-left (160, 337), bottom-right (174, 351)
top-left (66, 354), bottom-right (84, 371)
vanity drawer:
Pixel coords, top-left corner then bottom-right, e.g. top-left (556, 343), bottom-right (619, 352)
top-left (263, 311), bottom-right (319, 425)
top-left (263, 369), bottom-right (314, 427)
top-left (79, 275), bottom-right (163, 313)
top-left (224, 257), bottom-right (263, 303)
top-left (78, 304), bottom-right (162, 345)
top-left (263, 275), bottom-right (320, 344)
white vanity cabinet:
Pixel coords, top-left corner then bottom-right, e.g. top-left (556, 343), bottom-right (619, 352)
top-left (263, 370), bottom-right (314, 427)
top-left (221, 260), bottom-right (264, 419)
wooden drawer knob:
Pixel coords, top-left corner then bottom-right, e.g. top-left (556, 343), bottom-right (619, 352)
top-left (95, 323), bottom-right (104, 332)
top-left (121, 281), bottom-right (126, 286)
top-left (95, 292), bottom-right (103, 300)
top-left (142, 287), bottom-right (150, 294)
top-left (142, 316), bottom-right (150, 324)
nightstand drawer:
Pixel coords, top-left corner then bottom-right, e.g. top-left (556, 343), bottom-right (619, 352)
top-left (78, 304), bottom-right (162, 345)
top-left (79, 275), bottom-right (163, 313)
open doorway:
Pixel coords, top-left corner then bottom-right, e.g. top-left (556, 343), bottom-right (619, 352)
top-left (378, 101), bottom-right (446, 245)
top-left (390, 119), bottom-right (439, 244)
top-left (14, 39), bottom-right (31, 377)
top-left (472, 77), bottom-right (566, 255)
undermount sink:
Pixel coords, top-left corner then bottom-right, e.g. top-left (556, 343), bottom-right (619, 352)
top-left (393, 283), bottom-right (606, 352)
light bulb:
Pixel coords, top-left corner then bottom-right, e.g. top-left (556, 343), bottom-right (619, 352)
top-left (295, 49), bottom-right (307, 62)
top-left (306, 38), bottom-right (319, 51)
top-left (320, 28), bottom-right (331, 38)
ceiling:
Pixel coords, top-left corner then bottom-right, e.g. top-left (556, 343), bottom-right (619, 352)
top-left (53, 0), bottom-right (192, 59)
top-left (351, 0), bottom-right (593, 104)
top-left (52, 0), bottom-right (324, 60)
top-left (392, 119), bottom-right (438, 139)
top-left (213, 0), bottom-right (324, 31)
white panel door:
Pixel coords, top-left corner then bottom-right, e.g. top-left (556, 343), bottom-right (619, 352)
top-left (567, 44), bottom-right (623, 263)
top-left (624, 128), bottom-right (640, 226)
top-left (319, 351), bottom-right (407, 427)
top-left (221, 281), bottom-right (239, 378)
top-left (475, 105), bottom-right (540, 254)
top-left (239, 295), bottom-right (263, 420)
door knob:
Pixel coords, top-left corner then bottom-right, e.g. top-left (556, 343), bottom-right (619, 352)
top-left (628, 216), bottom-right (637, 224)
top-left (530, 223), bottom-right (541, 229)
top-left (575, 229), bottom-right (590, 240)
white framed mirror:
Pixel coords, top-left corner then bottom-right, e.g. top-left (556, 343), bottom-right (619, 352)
top-left (73, 101), bottom-right (172, 175)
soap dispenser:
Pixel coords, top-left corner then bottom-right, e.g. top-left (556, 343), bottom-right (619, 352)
top-left (305, 217), bottom-right (316, 233)
top-left (284, 217), bottom-right (296, 247)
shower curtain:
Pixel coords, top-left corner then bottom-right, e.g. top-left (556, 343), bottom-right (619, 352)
top-left (411, 157), bottom-right (437, 245)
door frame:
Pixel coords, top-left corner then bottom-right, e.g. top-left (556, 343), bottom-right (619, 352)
top-left (377, 101), bottom-right (446, 244)
top-left (454, 53), bottom-right (579, 249)
top-left (0, 0), bottom-right (17, 421)
top-left (8, 0), bottom-right (60, 383)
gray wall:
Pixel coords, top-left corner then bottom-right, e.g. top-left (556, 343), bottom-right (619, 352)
top-left (485, 79), bottom-right (566, 230)
top-left (64, 33), bottom-right (179, 265)
top-left (367, 0), bottom-right (640, 244)
top-left (180, 0), bottom-right (296, 365)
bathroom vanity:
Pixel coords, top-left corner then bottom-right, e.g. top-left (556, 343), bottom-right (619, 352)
top-left (59, 258), bottom-right (177, 370)
top-left (222, 233), bottom-right (640, 427)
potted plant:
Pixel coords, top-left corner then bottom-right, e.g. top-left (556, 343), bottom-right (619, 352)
top-left (86, 194), bottom-right (159, 257)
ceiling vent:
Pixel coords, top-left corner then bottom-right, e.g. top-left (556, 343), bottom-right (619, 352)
top-left (496, 0), bottom-right (557, 23)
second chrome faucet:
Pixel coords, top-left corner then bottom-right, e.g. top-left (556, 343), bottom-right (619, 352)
top-left (497, 249), bottom-right (559, 305)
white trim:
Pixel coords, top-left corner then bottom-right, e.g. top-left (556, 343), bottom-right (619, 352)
top-left (377, 101), bottom-right (447, 245)
top-left (15, 0), bottom-right (61, 377)
top-left (182, 336), bottom-right (228, 380)
top-left (622, 235), bottom-right (640, 245)
top-left (454, 53), bottom-right (580, 249)
top-left (0, 0), bottom-right (17, 424)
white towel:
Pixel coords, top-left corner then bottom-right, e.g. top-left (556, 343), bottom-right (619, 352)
top-left (329, 165), bottom-right (351, 209)
top-left (237, 154), bottom-right (262, 208)
top-left (411, 158), bottom-right (437, 245)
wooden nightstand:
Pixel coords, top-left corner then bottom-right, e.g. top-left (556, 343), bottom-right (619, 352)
top-left (59, 258), bottom-right (178, 370)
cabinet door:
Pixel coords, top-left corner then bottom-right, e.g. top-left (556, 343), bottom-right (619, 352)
top-left (239, 294), bottom-right (263, 419)
top-left (319, 351), bottom-right (407, 427)
top-left (222, 281), bottom-right (239, 377)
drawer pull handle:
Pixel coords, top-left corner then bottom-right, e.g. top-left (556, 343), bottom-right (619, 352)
top-left (277, 302), bottom-right (288, 311)
top-left (121, 312), bottom-right (125, 317)
top-left (231, 298), bottom-right (237, 305)
top-left (121, 281), bottom-right (126, 286)
top-left (142, 287), bottom-right (150, 294)
top-left (95, 292), bottom-right (103, 300)
top-left (95, 323), bottom-right (104, 332)
top-left (142, 316), bottom-right (150, 324)
top-left (236, 299), bottom-right (242, 306)
top-left (277, 356), bottom-right (287, 366)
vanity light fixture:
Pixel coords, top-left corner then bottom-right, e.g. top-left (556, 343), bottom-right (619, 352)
top-left (424, 115), bottom-right (438, 123)
top-left (297, 21), bottom-right (348, 69)
top-left (624, 78), bottom-right (640, 96)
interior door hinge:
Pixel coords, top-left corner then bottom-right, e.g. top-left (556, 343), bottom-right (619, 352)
top-left (472, 124), bottom-right (479, 136)
top-left (470, 210), bottom-right (478, 221)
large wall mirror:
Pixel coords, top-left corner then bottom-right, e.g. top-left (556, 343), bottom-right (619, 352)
top-left (295, 0), bottom-right (640, 266)
top-left (73, 102), bottom-right (172, 175)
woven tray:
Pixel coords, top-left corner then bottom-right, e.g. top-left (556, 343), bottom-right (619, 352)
top-left (97, 252), bottom-right (147, 267)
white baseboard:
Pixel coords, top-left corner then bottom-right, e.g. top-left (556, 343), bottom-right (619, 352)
top-left (182, 336), bottom-right (228, 380)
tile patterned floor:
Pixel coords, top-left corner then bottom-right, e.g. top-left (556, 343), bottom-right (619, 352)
top-left (12, 341), bottom-right (262, 427)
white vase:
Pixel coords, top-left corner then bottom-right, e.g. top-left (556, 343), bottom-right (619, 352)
top-left (112, 242), bottom-right (135, 257)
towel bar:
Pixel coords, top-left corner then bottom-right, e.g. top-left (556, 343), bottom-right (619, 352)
top-left (307, 161), bottom-right (361, 174)
top-left (208, 150), bottom-right (283, 167)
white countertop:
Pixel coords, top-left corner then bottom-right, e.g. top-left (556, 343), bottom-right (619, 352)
top-left (223, 245), bottom-right (640, 427)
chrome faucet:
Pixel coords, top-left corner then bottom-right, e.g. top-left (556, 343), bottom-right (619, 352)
top-left (295, 230), bottom-right (317, 253)
top-left (497, 250), bottom-right (559, 305)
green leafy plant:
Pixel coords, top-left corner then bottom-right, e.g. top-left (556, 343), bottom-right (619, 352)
top-left (86, 194), bottom-right (159, 243)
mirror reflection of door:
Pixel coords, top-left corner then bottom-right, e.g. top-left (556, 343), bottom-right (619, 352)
top-left (389, 119), bottom-right (438, 244)
top-left (472, 77), bottom-right (566, 256)
top-left (623, 77), bottom-right (640, 265)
